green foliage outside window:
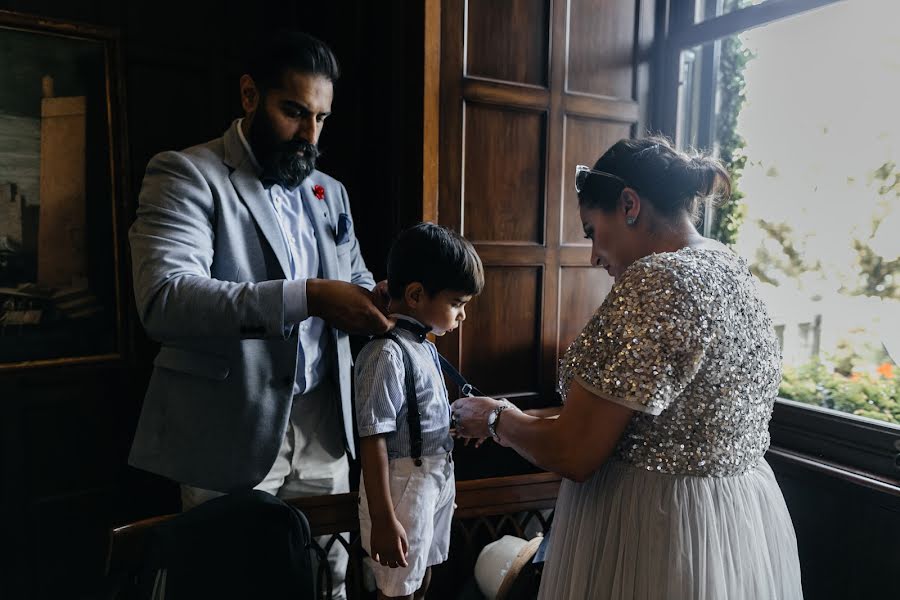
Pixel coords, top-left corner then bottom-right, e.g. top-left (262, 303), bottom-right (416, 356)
top-left (711, 30), bottom-right (750, 246)
top-left (709, 0), bottom-right (899, 427)
top-left (780, 360), bottom-right (899, 424)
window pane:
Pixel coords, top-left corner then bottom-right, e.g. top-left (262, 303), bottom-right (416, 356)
top-left (678, 1), bottom-right (900, 428)
top-left (694, 0), bottom-right (768, 23)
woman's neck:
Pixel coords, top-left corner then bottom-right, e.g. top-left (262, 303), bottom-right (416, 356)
top-left (643, 214), bottom-right (708, 255)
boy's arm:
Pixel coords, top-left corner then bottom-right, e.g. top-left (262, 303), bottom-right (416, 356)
top-left (360, 435), bottom-right (409, 568)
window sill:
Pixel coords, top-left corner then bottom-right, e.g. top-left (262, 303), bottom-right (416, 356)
top-left (767, 446), bottom-right (900, 498)
top-left (770, 398), bottom-right (900, 483)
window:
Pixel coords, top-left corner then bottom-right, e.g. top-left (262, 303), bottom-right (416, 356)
top-left (661, 0), bottom-right (900, 479)
top-left (694, 0), bottom-right (770, 23)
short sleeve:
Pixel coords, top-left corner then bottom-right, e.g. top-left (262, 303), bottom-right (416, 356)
top-left (353, 339), bottom-right (406, 437)
top-left (559, 258), bottom-right (712, 415)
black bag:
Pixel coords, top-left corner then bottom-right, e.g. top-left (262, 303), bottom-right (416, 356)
top-left (138, 490), bottom-right (330, 599)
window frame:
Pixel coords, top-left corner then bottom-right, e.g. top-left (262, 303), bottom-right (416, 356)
top-left (653, 0), bottom-right (900, 483)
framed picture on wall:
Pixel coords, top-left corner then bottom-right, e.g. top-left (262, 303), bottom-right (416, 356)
top-left (0, 11), bottom-right (128, 368)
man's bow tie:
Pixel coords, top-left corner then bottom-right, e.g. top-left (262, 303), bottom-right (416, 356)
top-left (394, 319), bottom-right (431, 343)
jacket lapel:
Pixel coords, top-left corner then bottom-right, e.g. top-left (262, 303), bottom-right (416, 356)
top-left (223, 123), bottom-right (292, 279)
top-left (299, 178), bottom-right (337, 280)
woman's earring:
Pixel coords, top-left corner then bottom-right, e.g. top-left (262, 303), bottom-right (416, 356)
top-left (625, 216), bottom-right (637, 226)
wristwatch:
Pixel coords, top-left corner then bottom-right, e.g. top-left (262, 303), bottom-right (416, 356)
top-left (487, 402), bottom-right (511, 442)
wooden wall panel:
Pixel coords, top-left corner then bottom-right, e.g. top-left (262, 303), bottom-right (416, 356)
top-left (558, 265), bottom-right (614, 352)
top-left (466, 0), bottom-right (549, 86)
top-left (0, 2), bottom-right (433, 597)
top-left (566, 0), bottom-right (637, 98)
top-left (460, 266), bottom-right (542, 397)
top-left (561, 116), bottom-right (632, 244)
top-left (440, 0), bottom-right (652, 419)
top-left (463, 104), bottom-right (545, 243)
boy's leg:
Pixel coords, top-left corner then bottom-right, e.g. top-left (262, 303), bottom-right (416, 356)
top-left (413, 567), bottom-right (432, 600)
top-left (361, 457), bottom-right (436, 599)
top-left (377, 591), bottom-right (413, 600)
top-left (426, 455), bottom-right (456, 568)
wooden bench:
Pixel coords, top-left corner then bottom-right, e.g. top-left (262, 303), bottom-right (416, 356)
top-left (106, 472), bottom-right (561, 599)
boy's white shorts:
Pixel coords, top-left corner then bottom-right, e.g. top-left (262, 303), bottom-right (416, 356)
top-left (359, 453), bottom-right (456, 597)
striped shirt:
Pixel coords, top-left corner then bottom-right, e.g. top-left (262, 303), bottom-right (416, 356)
top-left (354, 318), bottom-right (454, 459)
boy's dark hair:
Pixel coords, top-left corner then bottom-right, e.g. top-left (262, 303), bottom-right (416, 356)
top-left (245, 30), bottom-right (340, 92)
top-left (387, 223), bottom-right (484, 299)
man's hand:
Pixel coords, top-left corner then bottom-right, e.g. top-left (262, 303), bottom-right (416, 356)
top-left (307, 279), bottom-right (395, 335)
top-left (372, 279), bottom-right (391, 316)
top-left (370, 516), bottom-right (409, 568)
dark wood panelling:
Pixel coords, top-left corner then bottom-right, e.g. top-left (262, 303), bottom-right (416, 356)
top-left (462, 78), bottom-right (550, 110)
top-left (126, 62), bottom-right (220, 178)
top-left (423, 0), bottom-right (441, 222)
top-left (466, 0), bottom-right (549, 86)
top-left (561, 116), bottom-right (632, 244)
top-left (460, 266), bottom-right (542, 396)
top-left (32, 490), bottom-right (116, 597)
top-left (25, 386), bottom-right (124, 496)
top-left (440, 0), bottom-right (648, 419)
top-left (564, 94), bottom-right (641, 120)
top-left (0, 1), bottom-right (431, 598)
top-left (566, 0), bottom-right (637, 98)
top-left (463, 103), bottom-right (546, 243)
top-left (558, 266), bottom-right (614, 352)
top-left (768, 450), bottom-right (900, 600)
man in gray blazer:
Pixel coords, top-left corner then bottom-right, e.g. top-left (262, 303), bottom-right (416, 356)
top-left (128, 32), bottom-right (391, 597)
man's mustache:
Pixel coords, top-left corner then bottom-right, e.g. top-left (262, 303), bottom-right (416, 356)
top-left (279, 139), bottom-right (321, 161)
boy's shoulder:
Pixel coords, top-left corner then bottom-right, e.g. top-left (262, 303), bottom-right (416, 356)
top-left (355, 336), bottom-right (405, 371)
top-left (356, 333), bottom-right (431, 374)
top-left (359, 334), bottom-right (399, 354)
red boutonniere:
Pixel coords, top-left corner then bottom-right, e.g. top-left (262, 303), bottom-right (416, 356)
top-left (312, 185), bottom-right (326, 200)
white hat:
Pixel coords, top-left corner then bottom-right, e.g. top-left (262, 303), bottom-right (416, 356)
top-left (474, 534), bottom-right (544, 600)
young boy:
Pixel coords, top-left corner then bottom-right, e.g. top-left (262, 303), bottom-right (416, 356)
top-left (354, 223), bottom-right (484, 600)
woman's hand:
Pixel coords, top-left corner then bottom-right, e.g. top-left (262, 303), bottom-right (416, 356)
top-left (450, 396), bottom-right (505, 440)
top-left (370, 516), bottom-right (409, 568)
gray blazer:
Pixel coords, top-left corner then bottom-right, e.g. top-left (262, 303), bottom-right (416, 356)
top-left (128, 120), bottom-right (374, 492)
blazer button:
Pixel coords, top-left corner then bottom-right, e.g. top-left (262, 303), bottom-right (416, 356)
top-left (282, 376), bottom-right (293, 388)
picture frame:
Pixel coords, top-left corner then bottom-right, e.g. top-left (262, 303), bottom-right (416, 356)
top-left (0, 10), bottom-right (129, 369)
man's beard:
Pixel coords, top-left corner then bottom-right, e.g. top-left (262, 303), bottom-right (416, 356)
top-left (248, 109), bottom-right (321, 191)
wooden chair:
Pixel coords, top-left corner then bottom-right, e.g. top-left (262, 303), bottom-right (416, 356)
top-left (105, 472), bottom-right (560, 599)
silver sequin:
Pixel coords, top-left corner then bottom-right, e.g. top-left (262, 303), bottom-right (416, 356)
top-left (558, 247), bottom-right (781, 477)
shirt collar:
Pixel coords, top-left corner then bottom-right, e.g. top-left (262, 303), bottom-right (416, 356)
top-left (390, 314), bottom-right (432, 343)
top-left (235, 117), bottom-right (262, 174)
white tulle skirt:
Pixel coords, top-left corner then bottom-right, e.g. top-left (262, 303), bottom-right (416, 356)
top-left (538, 458), bottom-right (803, 600)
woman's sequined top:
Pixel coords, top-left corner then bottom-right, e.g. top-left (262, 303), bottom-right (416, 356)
top-left (558, 247), bottom-right (782, 477)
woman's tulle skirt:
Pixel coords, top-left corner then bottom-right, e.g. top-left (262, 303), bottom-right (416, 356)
top-left (538, 459), bottom-right (803, 599)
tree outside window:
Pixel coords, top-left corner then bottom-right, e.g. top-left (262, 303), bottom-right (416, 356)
top-left (680, 0), bottom-right (900, 427)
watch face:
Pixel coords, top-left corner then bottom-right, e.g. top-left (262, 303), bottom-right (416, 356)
top-left (488, 410), bottom-right (498, 425)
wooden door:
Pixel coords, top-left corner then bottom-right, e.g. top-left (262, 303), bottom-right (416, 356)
top-left (437, 0), bottom-right (654, 409)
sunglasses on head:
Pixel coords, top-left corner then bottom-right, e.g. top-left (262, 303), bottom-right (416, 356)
top-left (574, 165), bottom-right (628, 194)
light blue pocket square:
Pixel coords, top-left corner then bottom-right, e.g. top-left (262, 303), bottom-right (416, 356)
top-left (335, 213), bottom-right (352, 245)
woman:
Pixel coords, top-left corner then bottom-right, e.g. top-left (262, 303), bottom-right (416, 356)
top-left (451, 137), bottom-right (803, 599)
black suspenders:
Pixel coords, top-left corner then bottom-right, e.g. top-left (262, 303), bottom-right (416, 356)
top-left (437, 354), bottom-right (484, 398)
top-left (380, 332), bottom-right (426, 466)
top-left (377, 331), bottom-right (484, 467)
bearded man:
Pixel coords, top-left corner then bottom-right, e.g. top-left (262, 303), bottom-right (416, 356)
top-left (127, 32), bottom-right (391, 599)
